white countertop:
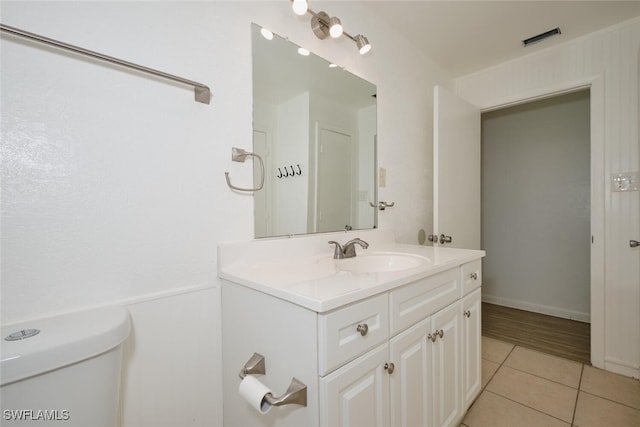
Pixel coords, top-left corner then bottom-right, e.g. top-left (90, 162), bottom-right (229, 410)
top-left (218, 229), bottom-right (485, 313)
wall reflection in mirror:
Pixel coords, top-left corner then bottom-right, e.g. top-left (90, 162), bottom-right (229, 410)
top-left (252, 23), bottom-right (377, 238)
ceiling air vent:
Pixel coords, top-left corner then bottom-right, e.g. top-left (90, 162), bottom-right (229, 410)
top-left (523, 27), bottom-right (561, 47)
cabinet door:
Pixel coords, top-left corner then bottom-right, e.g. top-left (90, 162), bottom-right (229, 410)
top-left (430, 301), bottom-right (462, 427)
top-left (389, 317), bottom-right (431, 427)
top-left (320, 343), bottom-right (390, 427)
top-left (461, 260), bottom-right (482, 296)
top-left (462, 288), bottom-right (482, 410)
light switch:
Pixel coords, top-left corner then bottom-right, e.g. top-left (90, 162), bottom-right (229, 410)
top-left (611, 172), bottom-right (639, 192)
top-left (379, 167), bottom-right (386, 188)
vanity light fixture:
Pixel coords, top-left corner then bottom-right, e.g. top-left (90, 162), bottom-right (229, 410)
top-left (290, 0), bottom-right (371, 55)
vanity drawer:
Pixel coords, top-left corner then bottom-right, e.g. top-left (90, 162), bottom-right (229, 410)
top-left (390, 267), bottom-right (460, 335)
top-left (318, 293), bottom-right (389, 376)
top-left (462, 260), bottom-right (482, 296)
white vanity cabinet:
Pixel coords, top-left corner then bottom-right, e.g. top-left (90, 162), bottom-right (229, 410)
top-left (320, 262), bottom-right (483, 427)
top-left (220, 238), bottom-right (484, 427)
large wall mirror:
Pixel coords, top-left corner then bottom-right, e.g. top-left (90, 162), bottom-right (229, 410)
top-left (251, 23), bottom-right (377, 238)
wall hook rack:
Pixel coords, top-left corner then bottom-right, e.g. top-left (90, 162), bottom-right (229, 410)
top-left (276, 164), bottom-right (303, 179)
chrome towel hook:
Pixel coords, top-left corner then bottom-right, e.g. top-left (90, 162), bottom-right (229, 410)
top-left (225, 147), bottom-right (265, 192)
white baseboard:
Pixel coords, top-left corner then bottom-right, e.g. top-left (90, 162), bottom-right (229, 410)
top-left (604, 357), bottom-right (640, 379)
top-left (482, 294), bottom-right (590, 323)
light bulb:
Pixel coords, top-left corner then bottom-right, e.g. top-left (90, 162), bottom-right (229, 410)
top-left (329, 17), bottom-right (343, 38)
top-left (292, 0), bottom-right (308, 16)
top-left (298, 47), bottom-right (310, 56)
top-left (260, 28), bottom-right (273, 40)
top-left (355, 35), bottom-right (371, 55)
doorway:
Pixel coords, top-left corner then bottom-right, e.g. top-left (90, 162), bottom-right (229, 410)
top-left (480, 90), bottom-right (591, 363)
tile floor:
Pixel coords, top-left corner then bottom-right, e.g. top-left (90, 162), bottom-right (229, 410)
top-left (461, 336), bottom-right (640, 427)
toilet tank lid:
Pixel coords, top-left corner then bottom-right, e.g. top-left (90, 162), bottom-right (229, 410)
top-left (1, 305), bottom-right (131, 386)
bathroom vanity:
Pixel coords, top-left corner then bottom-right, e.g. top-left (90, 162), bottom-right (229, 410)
top-left (219, 230), bottom-right (484, 427)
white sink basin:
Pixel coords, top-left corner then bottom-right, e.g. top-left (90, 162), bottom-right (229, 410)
top-left (335, 252), bottom-right (430, 273)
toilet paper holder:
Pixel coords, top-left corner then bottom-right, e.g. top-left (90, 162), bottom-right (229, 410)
top-left (239, 352), bottom-right (307, 407)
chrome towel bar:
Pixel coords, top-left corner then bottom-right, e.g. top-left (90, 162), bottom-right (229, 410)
top-left (0, 23), bottom-right (211, 104)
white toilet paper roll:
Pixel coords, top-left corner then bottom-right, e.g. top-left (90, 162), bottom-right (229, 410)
top-left (239, 376), bottom-right (273, 414)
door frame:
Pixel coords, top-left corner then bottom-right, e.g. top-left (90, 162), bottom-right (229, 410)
top-left (312, 121), bottom-right (355, 233)
top-left (252, 123), bottom-right (274, 238)
top-left (470, 74), bottom-right (605, 369)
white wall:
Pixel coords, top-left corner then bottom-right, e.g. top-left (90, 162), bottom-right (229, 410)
top-left (274, 92), bottom-right (309, 235)
top-left (481, 90), bottom-right (591, 321)
top-left (356, 104), bottom-right (377, 228)
top-left (456, 17), bottom-right (640, 377)
top-left (1, 1), bottom-right (452, 425)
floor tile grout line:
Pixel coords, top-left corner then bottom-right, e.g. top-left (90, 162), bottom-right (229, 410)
top-left (481, 340), bottom-right (517, 392)
top-left (498, 363), bottom-right (581, 392)
top-left (484, 341), bottom-right (580, 425)
top-left (485, 337), bottom-right (590, 366)
top-left (483, 389), bottom-right (575, 425)
top-left (570, 363), bottom-right (585, 426)
top-left (578, 389), bottom-right (640, 412)
top-left (501, 345), bottom-right (583, 390)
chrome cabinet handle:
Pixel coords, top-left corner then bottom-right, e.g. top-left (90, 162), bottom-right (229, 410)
top-left (464, 310), bottom-right (471, 318)
top-left (470, 272), bottom-right (478, 280)
top-left (439, 234), bottom-right (452, 244)
top-left (428, 330), bottom-right (444, 341)
top-left (631, 240), bottom-right (640, 248)
top-left (357, 324), bottom-right (369, 336)
top-left (384, 362), bottom-right (395, 374)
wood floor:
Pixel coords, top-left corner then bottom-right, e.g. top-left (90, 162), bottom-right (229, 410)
top-left (481, 302), bottom-right (591, 364)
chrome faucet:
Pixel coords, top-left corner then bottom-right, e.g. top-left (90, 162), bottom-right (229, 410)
top-left (328, 238), bottom-right (369, 259)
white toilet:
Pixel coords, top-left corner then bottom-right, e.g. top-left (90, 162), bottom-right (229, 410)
top-left (1, 306), bottom-right (131, 427)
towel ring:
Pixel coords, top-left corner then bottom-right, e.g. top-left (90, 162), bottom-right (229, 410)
top-left (225, 147), bottom-right (265, 192)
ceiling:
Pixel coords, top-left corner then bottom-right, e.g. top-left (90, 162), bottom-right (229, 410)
top-left (362, 1), bottom-right (640, 77)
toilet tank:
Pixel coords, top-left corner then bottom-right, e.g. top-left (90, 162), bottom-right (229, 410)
top-left (1, 306), bottom-right (131, 427)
